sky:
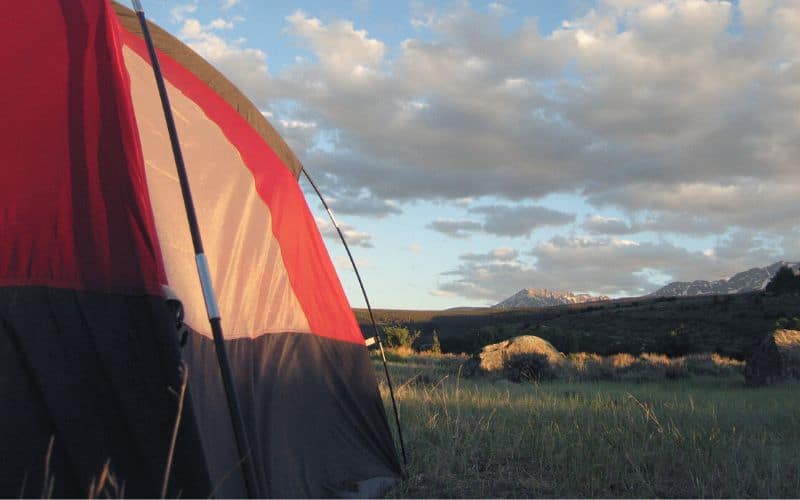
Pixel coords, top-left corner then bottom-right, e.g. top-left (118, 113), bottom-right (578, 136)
top-left (137, 0), bottom-right (799, 310)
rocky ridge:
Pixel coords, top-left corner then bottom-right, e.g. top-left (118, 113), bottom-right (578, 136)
top-left (494, 288), bottom-right (610, 309)
top-left (651, 261), bottom-right (800, 297)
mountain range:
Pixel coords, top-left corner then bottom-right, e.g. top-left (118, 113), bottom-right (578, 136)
top-left (493, 261), bottom-right (798, 308)
top-left (650, 260), bottom-right (799, 297)
top-left (494, 288), bottom-right (610, 309)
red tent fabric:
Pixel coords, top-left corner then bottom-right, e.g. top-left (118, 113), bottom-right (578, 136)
top-left (0, 1), bottom-right (163, 294)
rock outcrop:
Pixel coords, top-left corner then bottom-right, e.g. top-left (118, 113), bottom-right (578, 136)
top-left (464, 335), bottom-right (564, 381)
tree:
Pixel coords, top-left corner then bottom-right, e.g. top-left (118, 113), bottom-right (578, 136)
top-left (430, 331), bottom-right (442, 354)
top-left (766, 265), bottom-right (800, 294)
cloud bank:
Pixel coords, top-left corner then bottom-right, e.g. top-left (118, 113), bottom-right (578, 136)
top-left (174, 0), bottom-right (799, 302)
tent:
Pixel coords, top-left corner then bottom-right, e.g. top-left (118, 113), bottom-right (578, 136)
top-left (0, 0), bottom-right (402, 497)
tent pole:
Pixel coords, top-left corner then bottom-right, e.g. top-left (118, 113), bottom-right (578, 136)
top-left (300, 169), bottom-right (408, 467)
top-left (131, 2), bottom-right (260, 497)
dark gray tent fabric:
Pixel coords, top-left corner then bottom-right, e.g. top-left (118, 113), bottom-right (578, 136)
top-left (183, 331), bottom-right (401, 498)
top-left (0, 288), bottom-right (211, 498)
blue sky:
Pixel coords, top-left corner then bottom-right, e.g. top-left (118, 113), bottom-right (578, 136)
top-left (136, 0), bottom-right (798, 309)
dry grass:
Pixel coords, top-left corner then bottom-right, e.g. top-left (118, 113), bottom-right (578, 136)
top-left (774, 329), bottom-right (800, 365)
top-left (561, 351), bottom-right (742, 382)
top-left (395, 346), bottom-right (744, 383)
top-left (376, 351), bottom-right (800, 498)
top-left (609, 353), bottom-right (637, 369)
top-left (383, 345), bottom-right (417, 361)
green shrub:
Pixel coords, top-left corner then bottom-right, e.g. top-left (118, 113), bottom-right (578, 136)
top-left (383, 325), bottom-right (421, 349)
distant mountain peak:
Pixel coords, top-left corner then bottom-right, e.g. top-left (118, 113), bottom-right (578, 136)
top-left (494, 288), bottom-right (609, 309)
top-left (650, 260), bottom-right (800, 297)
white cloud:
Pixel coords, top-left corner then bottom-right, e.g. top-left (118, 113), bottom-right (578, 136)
top-left (426, 204), bottom-right (574, 239)
top-left (170, 3), bottom-right (197, 23)
top-left (437, 230), bottom-right (787, 302)
top-left (460, 247), bottom-right (520, 262)
top-left (194, 1), bottom-right (800, 230)
top-left (325, 195), bottom-right (400, 218)
top-left (426, 219), bottom-right (482, 239)
top-left (177, 18), bottom-right (271, 106)
top-left (588, 181), bottom-right (800, 232)
top-left (221, 0), bottom-right (240, 10)
top-left (279, 119), bottom-right (316, 129)
top-left (488, 2), bottom-right (513, 17)
top-left (315, 217), bottom-right (373, 248)
top-left (468, 204), bottom-right (575, 237)
top-left (284, 11), bottom-right (386, 75)
top-left (739, 0), bottom-right (775, 27)
top-left (208, 18), bottom-right (234, 30)
top-left (582, 215), bottom-right (636, 235)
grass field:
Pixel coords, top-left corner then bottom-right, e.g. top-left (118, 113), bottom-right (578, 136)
top-left (376, 352), bottom-right (800, 498)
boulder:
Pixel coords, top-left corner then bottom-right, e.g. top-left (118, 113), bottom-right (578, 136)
top-left (745, 329), bottom-right (800, 386)
top-left (463, 335), bottom-right (564, 380)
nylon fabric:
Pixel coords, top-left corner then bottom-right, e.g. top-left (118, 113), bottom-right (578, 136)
top-left (0, 287), bottom-right (211, 498)
top-left (0, 310), bottom-right (79, 497)
top-left (182, 330), bottom-right (402, 498)
top-left (118, 24), bottom-right (365, 346)
top-left (0, 0), bottom-right (164, 295)
top-left (123, 46), bottom-right (311, 340)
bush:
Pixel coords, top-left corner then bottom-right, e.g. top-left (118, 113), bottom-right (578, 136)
top-left (608, 353), bottom-right (636, 369)
top-left (383, 325), bottom-right (421, 349)
top-left (469, 346), bottom-right (745, 383)
top-left (568, 352), bottom-right (602, 369)
top-left (684, 353), bottom-right (743, 377)
top-left (504, 353), bottom-right (556, 383)
top-left (639, 352), bottom-right (671, 367)
top-left (562, 352), bottom-right (735, 382)
top-left (567, 352), bottom-right (613, 380)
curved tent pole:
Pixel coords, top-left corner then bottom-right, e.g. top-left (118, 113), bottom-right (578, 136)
top-left (300, 168), bottom-right (408, 467)
top-left (130, 1), bottom-right (260, 497)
